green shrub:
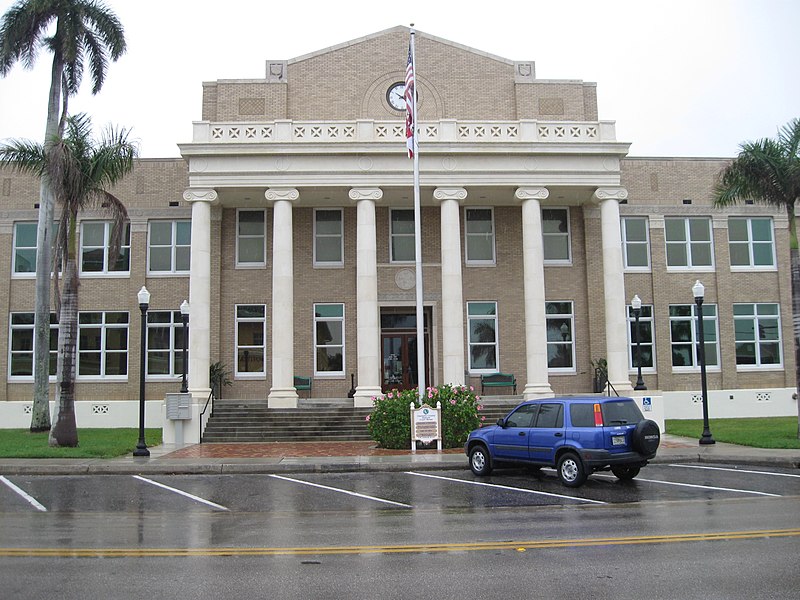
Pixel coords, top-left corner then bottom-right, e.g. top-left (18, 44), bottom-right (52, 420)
top-left (367, 384), bottom-right (483, 449)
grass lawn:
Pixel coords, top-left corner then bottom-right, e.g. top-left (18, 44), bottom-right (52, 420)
top-left (665, 417), bottom-right (800, 449)
top-left (0, 429), bottom-right (163, 459)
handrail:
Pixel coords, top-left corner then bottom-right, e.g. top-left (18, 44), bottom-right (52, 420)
top-left (199, 390), bottom-right (214, 444)
top-left (606, 380), bottom-right (620, 397)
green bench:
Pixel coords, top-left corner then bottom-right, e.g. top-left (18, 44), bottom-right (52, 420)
top-left (294, 376), bottom-right (312, 397)
top-left (480, 373), bottom-right (516, 395)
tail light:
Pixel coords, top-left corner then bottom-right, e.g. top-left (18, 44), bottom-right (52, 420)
top-left (593, 403), bottom-right (603, 427)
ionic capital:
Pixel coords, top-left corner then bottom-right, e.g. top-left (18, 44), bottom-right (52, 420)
top-left (182, 188), bottom-right (218, 203)
top-left (514, 187), bottom-right (549, 201)
top-left (593, 187), bottom-right (628, 202)
top-left (265, 187), bottom-right (299, 203)
top-left (433, 187), bottom-right (467, 203)
top-left (348, 188), bottom-right (383, 202)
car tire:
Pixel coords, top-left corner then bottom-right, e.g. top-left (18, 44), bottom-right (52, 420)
top-left (631, 419), bottom-right (661, 454)
top-left (469, 445), bottom-right (493, 476)
top-left (557, 452), bottom-right (587, 487)
top-left (611, 465), bottom-right (641, 480)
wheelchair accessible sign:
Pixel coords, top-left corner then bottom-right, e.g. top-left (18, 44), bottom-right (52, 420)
top-left (410, 402), bottom-right (442, 453)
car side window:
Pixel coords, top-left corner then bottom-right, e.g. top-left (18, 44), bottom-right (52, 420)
top-left (534, 403), bottom-right (563, 428)
top-left (505, 404), bottom-right (538, 428)
top-left (569, 403), bottom-right (595, 427)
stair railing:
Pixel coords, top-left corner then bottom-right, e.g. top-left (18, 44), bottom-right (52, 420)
top-left (199, 389), bottom-right (214, 444)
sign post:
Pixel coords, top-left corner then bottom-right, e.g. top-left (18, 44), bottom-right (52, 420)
top-left (410, 401), bottom-right (442, 453)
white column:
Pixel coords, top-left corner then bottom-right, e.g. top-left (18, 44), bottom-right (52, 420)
top-left (596, 187), bottom-right (634, 394)
top-left (435, 187), bottom-right (467, 386)
top-left (350, 188), bottom-right (383, 407)
top-left (267, 187), bottom-right (299, 408)
top-left (515, 187), bottom-right (554, 398)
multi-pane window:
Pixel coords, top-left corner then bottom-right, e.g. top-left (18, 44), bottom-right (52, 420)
top-left (622, 217), bottom-right (650, 270)
top-left (146, 311), bottom-right (187, 378)
top-left (235, 305), bottom-right (266, 376)
top-left (465, 208), bottom-right (495, 264)
top-left (390, 209), bottom-right (415, 262)
top-left (546, 301), bottom-right (574, 370)
top-left (13, 222), bottom-right (37, 274)
top-left (542, 208), bottom-right (571, 263)
top-left (80, 221), bottom-right (130, 274)
top-left (728, 217), bottom-right (775, 268)
top-left (668, 304), bottom-right (719, 369)
top-left (78, 311), bottom-right (129, 378)
top-left (627, 304), bottom-right (654, 370)
top-left (8, 313), bottom-right (58, 379)
top-left (733, 303), bottom-right (782, 367)
top-left (236, 210), bottom-right (266, 267)
top-left (314, 209), bottom-right (344, 266)
top-left (664, 217), bottom-right (713, 269)
top-left (467, 301), bottom-right (498, 372)
top-left (148, 221), bottom-right (191, 274)
top-left (314, 303), bottom-right (344, 375)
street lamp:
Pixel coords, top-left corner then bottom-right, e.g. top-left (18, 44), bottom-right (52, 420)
top-left (134, 286), bottom-right (151, 457)
top-left (631, 294), bottom-right (647, 390)
top-left (693, 280), bottom-right (715, 445)
top-left (179, 300), bottom-right (189, 393)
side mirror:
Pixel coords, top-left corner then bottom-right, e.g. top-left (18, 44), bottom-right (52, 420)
top-left (496, 417), bottom-right (505, 428)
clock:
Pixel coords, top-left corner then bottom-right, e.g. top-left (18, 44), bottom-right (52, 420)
top-left (386, 82), bottom-right (405, 111)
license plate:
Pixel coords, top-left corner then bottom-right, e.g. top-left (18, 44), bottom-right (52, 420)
top-left (611, 435), bottom-right (626, 446)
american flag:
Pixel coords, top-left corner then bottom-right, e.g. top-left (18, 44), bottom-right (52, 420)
top-left (405, 43), bottom-right (415, 158)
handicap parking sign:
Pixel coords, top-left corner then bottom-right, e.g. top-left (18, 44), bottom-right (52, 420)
top-left (642, 397), bottom-right (652, 412)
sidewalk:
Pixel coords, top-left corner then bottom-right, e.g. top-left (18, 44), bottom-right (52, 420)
top-left (0, 435), bottom-right (798, 476)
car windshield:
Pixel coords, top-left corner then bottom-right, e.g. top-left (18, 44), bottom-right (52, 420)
top-left (601, 400), bottom-right (644, 425)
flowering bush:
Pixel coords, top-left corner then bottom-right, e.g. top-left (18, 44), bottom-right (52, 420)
top-left (366, 384), bottom-right (482, 449)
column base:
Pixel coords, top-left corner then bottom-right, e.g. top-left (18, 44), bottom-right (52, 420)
top-left (268, 388), bottom-right (299, 408)
top-left (607, 380), bottom-right (635, 395)
top-left (522, 383), bottom-right (554, 400)
top-left (354, 386), bottom-right (382, 408)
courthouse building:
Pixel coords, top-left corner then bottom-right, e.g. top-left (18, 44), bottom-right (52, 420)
top-left (1, 26), bottom-right (796, 442)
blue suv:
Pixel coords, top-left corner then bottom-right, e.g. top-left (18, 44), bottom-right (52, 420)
top-left (464, 396), bottom-right (660, 487)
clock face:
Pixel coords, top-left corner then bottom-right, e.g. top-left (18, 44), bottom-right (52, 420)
top-left (387, 82), bottom-right (405, 111)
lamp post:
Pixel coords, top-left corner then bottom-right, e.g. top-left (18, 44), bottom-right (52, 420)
top-left (693, 280), bottom-right (715, 445)
top-left (631, 294), bottom-right (646, 390)
top-left (134, 286), bottom-right (151, 457)
top-left (179, 300), bottom-right (189, 393)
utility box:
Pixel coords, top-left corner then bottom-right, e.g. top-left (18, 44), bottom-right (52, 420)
top-left (165, 392), bottom-right (192, 420)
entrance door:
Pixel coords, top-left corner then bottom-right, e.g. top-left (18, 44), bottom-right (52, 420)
top-left (380, 308), bottom-right (431, 392)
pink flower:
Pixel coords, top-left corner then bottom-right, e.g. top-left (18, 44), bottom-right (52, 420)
top-left (450, 399), bottom-right (456, 405)
top-left (481, 416), bottom-right (486, 421)
top-left (428, 392), bottom-right (433, 398)
top-left (387, 392), bottom-right (393, 399)
top-left (477, 405), bottom-right (483, 411)
top-left (469, 386), bottom-right (474, 392)
top-left (365, 414), bottom-right (370, 422)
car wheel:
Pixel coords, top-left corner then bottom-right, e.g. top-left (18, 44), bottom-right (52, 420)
top-left (611, 465), bottom-right (640, 480)
top-left (631, 420), bottom-right (661, 454)
top-left (557, 452), bottom-right (587, 487)
top-left (469, 445), bottom-right (493, 476)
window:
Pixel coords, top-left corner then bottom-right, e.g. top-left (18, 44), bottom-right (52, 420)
top-left (546, 301), bottom-right (574, 370)
top-left (465, 208), bottom-right (495, 264)
top-left (8, 313), bottom-right (58, 379)
top-left (314, 209), bottom-right (344, 266)
top-left (146, 311), bottom-right (187, 378)
top-left (80, 221), bottom-right (130, 275)
top-left (728, 217), bottom-right (775, 268)
top-left (534, 403), bottom-right (563, 428)
top-left (733, 303), bottom-right (782, 367)
top-left (236, 210), bottom-right (266, 267)
top-left (314, 303), bottom-right (344, 375)
top-left (236, 305), bottom-right (266, 377)
top-left (390, 209), bottom-right (415, 262)
top-left (664, 217), bottom-right (713, 269)
top-left (78, 311), bottom-right (129, 378)
top-left (467, 301), bottom-right (498, 372)
top-left (148, 221), bottom-right (191, 274)
top-left (627, 304), bottom-right (654, 370)
top-left (542, 208), bottom-right (571, 263)
top-left (622, 217), bottom-right (650, 270)
top-left (13, 222), bottom-right (37, 275)
top-left (505, 404), bottom-right (538, 428)
top-left (668, 304), bottom-right (719, 369)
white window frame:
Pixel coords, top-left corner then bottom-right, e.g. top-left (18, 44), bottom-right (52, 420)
top-left (145, 310), bottom-right (187, 380)
top-left (79, 221), bottom-right (131, 277)
top-left (733, 303), bottom-right (783, 370)
top-left (147, 220), bottom-right (191, 275)
top-left (464, 207), bottom-right (496, 265)
top-left (8, 312), bottom-right (58, 380)
top-left (77, 311), bottom-right (129, 380)
top-left (235, 304), bottom-right (267, 378)
top-left (314, 303), bottom-right (345, 377)
top-left (728, 217), bottom-right (776, 271)
top-left (390, 208), bottom-right (415, 263)
top-left (621, 216), bottom-right (651, 271)
top-left (12, 222), bottom-right (38, 277)
top-left (467, 301), bottom-right (499, 374)
top-left (626, 304), bottom-right (656, 373)
top-left (664, 217), bottom-right (714, 271)
top-left (668, 304), bottom-right (720, 371)
top-left (313, 209), bottom-right (344, 268)
top-left (542, 207), bottom-right (572, 265)
top-left (236, 209), bottom-right (266, 268)
top-left (546, 301), bottom-right (576, 372)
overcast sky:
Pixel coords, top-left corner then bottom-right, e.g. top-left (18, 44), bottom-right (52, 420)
top-left (0, 0), bottom-right (797, 158)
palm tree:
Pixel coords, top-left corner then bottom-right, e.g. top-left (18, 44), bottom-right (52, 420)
top-left (713, 118), bottom-right (800, 437)
top-left (0, 113), bottom-right (137, 446)
top-left (0, 0), bottom-right (126, 432)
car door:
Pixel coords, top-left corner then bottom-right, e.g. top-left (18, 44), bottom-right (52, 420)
top-left (528, 402), bottom-right (565, 464)
top-left (492, 403), bottom-right (539, 461)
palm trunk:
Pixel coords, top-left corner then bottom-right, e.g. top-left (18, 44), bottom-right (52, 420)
top-left (788, 203), bottom-right (800, 439)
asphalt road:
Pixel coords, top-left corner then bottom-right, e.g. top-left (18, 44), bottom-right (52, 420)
top-left (1, 463), bottom-right (799, 599)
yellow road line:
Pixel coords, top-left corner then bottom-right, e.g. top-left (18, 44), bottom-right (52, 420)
top-left (2, 528), bottom-right (799, 558)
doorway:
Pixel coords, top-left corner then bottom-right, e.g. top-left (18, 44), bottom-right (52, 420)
top-left (380, 307), bottom-right (431, 392)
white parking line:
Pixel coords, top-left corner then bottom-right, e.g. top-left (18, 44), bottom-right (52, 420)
top-left (593, 473), bottom-right (781, 496)
top-left (0, 475), bottom-right (47, 512)
top-left (669, 464), bottom-right (800, 479)
top-left (406, 472), bottom-right (606, 505)
top-left (132, 475), bottom-right (229, 511)
top-left (269, 474), bottom-right (412, 508)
